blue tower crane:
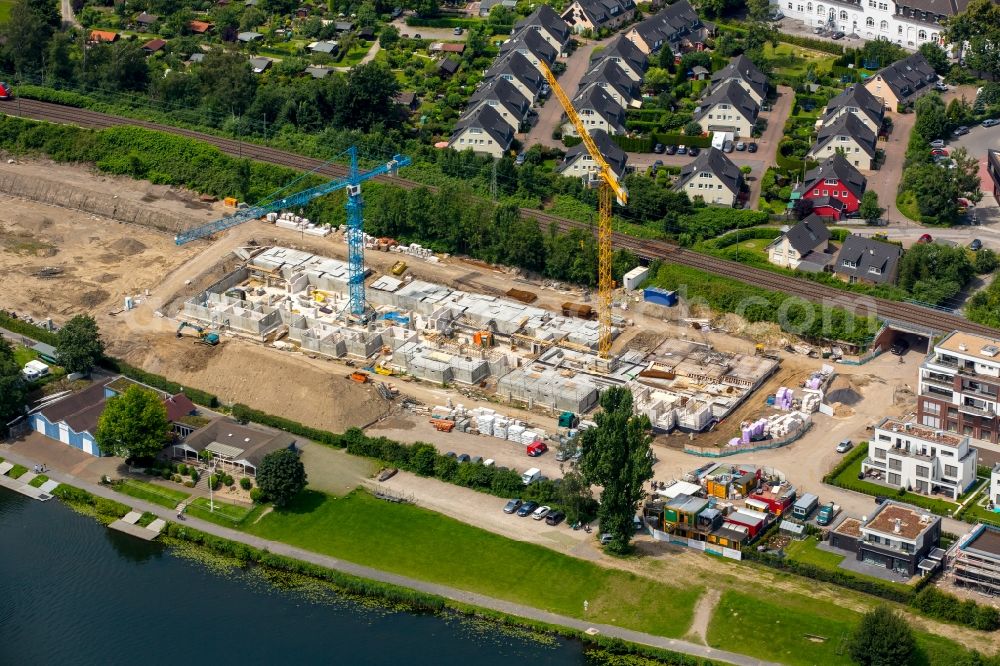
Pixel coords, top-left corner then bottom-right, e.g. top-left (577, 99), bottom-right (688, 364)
top-left (174, 147), bottom-right (411, 319)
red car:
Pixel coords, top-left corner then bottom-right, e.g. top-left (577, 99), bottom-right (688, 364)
top-left (526, 441), bottom-right (548, 457)
top-left (917, 233), bottom-right (933, 244)
top-left (931, 148), bottom-right (948, 157)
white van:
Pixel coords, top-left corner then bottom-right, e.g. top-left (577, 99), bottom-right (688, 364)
top-left (21, 360), bottom-right (50, 381)
top-left (521, 467), bottom-right (541, 485)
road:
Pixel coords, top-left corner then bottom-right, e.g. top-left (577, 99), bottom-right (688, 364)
top-left (391, 17), bottom-right (468, 41)
top-left (60, 0), bottom-right (79, 28)
top-left (523, 41), bottom-right (600, 149)
top-left (0, 445), bottom-right (777, 666)
top-left (870, 109), bottom-right (915, 227)
top-left (8, 97), bottom-right (1000, 338)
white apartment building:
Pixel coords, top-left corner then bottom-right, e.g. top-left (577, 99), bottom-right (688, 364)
top-left (918, 330), bottom-right (1000, 444)
top-left (862, 416), bottom-right (977, 499)
top-left (771, 0), bottom-right (959, 51)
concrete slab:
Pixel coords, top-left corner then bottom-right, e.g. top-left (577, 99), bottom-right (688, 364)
top-left (0, 473), bottom-right (52, 500)
top-left (38, 480), bottom-right (59, 493)
top-left (0, 461), bottom-right (13, 475)
top-left (146, 518), bottom-right (166, 533)
top-left (121, 511), bottom-right (143, 525)
top-left (108, 519), bottom-right (159, 541)
top-left (17, 471), bottom-right (37, 485)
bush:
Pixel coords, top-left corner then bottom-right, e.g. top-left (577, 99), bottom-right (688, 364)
top-left (222, 473), bottom-right (235, 487)
top-left (249, 487), bottom-right (264, 503)
top-left (184, 480), bottom-right (195, 488)
top-left (240, 477), bottom-right (252, 490)
top-left (0, 311), bottom-right (58, 345)
top-left (172, 474), bottom-right (182, 483)
top-left (208, 474), bottom-right (221, 491)
top-left (178, 463), bottom-right (188, 475)
top-left (190, 470), bottom-right (200, 483)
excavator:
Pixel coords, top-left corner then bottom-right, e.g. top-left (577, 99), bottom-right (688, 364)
top-left (176, 321), bottom-right (220, 346)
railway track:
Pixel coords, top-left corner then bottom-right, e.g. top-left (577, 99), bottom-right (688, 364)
top-left (8, 98), bottom-right (1000, 338)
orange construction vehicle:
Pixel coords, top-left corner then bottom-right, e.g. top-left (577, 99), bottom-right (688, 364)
top-left (349, 371), bottom-right (370, 384)
top-left (430, 418), bottom-right (455, 432)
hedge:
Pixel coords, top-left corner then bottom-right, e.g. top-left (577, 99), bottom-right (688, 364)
top-left (652, 132), bottom-right (712, 148)
top-left (911, 586), bottom-right (1000, 631)
top-left (232, 403), bottom-right (343, 447)
top-left (0, 312), bottom-right (58, 346)
top-left (405, 17), bottom-right (508, 30)
top-left (611, 134), bottom-right (654, 152)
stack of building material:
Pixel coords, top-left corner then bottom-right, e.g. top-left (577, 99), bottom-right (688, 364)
top-left (740, 418), bottom-right (769, 444)
top-left (799, 389), bottom-right (822, 413)
top-left (521, 430), bottom-right (540, 445)
top-left (274, 211), bottom-right (331, 236)
top-left (766, 411), bottom-right (809, 437)
top-left (774, 387), bottom-right (794, 410)
top-left (507, 423), bottom-right (525, 442)
top-left (493, 417), bottom-right (509, 439)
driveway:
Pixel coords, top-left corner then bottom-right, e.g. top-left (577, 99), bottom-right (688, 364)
top-left (523, 41), bottom-right (600, 149)
top-left (869, 109), bottom-right (915, 227)
top-left (391, 18), bottom-right (468, 42)
top-left (747, 84), bottom-right (794, 206)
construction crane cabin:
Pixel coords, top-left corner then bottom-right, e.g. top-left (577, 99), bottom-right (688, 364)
top-left (538, 60), bottom-right (627, 371)
top-left (174, 148), bottom-right (411, 322)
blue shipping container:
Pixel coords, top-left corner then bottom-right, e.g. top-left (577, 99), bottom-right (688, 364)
top-left (643, 287), bottom-right (677, 307)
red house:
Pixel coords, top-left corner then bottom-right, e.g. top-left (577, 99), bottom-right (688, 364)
top-left (723, 508), bottom-right (768, 538)
top-left (797, 153), bottom-right (867, 221)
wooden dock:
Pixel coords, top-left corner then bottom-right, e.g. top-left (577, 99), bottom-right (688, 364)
top-left (0, 463), bottom-right (54, 501)
top-left (108, 510), bottom-right (166, 541)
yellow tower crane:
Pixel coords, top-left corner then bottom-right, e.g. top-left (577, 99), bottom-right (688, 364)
top-left (538, 61), bottom-right (627, 361)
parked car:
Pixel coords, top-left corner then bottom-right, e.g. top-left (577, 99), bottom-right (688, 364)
top-left (653, 143), bottom-right (665, 154)
top-left (516, 501), bottom-right (539, 517)
top-left (918, 233), bottom-right (933, 243)
top-left (930, 139), bottom-right (946, 148)
top-left (970, 238), bottom-right (983, 251)
top-left (664, 144), bottom-right (677, 155)
top-left (545, 510), bottom-right (566, 526)
top-left (769, 9), bottom-right (784, 20)
top-left (874, 495), bottom-right (888, 505)
top-left (527, 441), bottom-right (548, 457)
top-left (470, 456), bottom-right (483, 464)
top-left (503, 498), bottom-right (523, 514)
top-left (515, 152), bottom-right (527, 166)
top-left (457, 453), bottom-right (471, 463)
top-left (677, 145), bottom-right (688, 155)
top-left (445, 451), bottom-right (457, 458)
top-left (931, 148), bottom-right (948, 157)
top-left (983, 118), bottom-right (1000, 128)
top-left (599, 532), bottom-right (614, 545)
top-left (953, 125), bottom-right (970, 136)
top-left (453, 26), bottom-right (463, 35)
top-left (890, 339), bottom-right (910, 356)
top-left (532, 505), bottom-right (551, 520)
top-left (735, 141), bottom-right (746, 151)
top-left (413, 33), bottom-right (421, 38)
top-left (687, 146), bottom-right (700, 156)
top-left (836, 439), bottom-right (853, 453)
top-left (391, 7), bottom-right (403, 18)
top-left (723, 140), bottom-right (734, 153)
top-left (935, 82), bottom-right (949, 92)
top-left (813, 26), bottom-right (825, 34)
top-left (633, 515), bottom-right (644, 531)
top-left (483, 459), bottom-right (495, 467)
top-left (831, 31), bottom-right (845, 39)
top-left (747, 142), bottom-right (757, 153)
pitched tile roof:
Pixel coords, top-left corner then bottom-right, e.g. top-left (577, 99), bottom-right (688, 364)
top-left (580, 58), bottom-right (640, 102)
top-left (500, 26), bottom-right (558, 66)
top-left (452, 104), bottom-right (515, 149)
top-left (823, 84), bottom-right (884, 127)
top-left (142, 38), bottom-right (167, 52)
top-left (834, 235), bottom-right (903, 284)
top-left (182, 417), bottom-right (296, 468)
top-left (711, 54), bottom-right (768, 101)
top-left (631, 0), bottom-right (703, 48)
top-left (468, 77), bottom-right (531, 120)
top-left (572, 84), bottom-right (626, 132)
top-left (485, 52), bottom-right (544, 96)
top-left (559, 128), bottom-right (628, 177)
top-left (135, 12), bottom-right (158, 24)
top-left (804, 153), bottom-right (868, 199)
top-left (695, 79), bottom-right (759, 123)
top-left (591, 34), bottom-right (648, 78)
top-left (563, 0), bottom-right (636, 28)
top-left (675, 147), bottom-right (743, 195)
top-left (784, 216), bottom-right (832, 255)
top-left (89, 30), bottom-right (119, 42)
top-left (814, 112), bottom-right (877, 157)
top-left (515, 4), bottom-right (570, 45)
top-left (870, 53), bottom-right (937, 104)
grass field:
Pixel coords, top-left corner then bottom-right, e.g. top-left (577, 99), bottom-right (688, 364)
top-left (114, 479), bottom-right (190, 509)
top-left (763, 42), bottom-right (837, 77)
top-left (28, 474), bottom-right (49, 488)
top-left (244, 489), bottom-right (701, 637)
top-left (8, 464), bottom-right (28, 479)
top-left (185, 497), bottom-right (257, 526)
top-left (785, 536), bottom-right (847, 569)
top-left (896, 190), bottom-right (923, 223)
top-left (0, 0), bottom-right (14, 22)
top-left (13, 346), bottom-right (37, 367)
top-left (708, 590), bottom-right (978, 666)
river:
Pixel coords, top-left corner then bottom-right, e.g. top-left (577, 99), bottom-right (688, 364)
top-left (0, 489), bottom-right (587, 665)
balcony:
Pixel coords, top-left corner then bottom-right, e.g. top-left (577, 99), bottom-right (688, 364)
top-left (863, 457), bottom-right (887, 470)
top-left (921, 376), bottom-right (955, 392)
top-left (959, 402), bottom-right (996, 418)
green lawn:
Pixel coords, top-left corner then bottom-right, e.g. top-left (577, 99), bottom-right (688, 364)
top-left (708, 590), bottom-right (980, 666)
top-left (114, 479), bottom-right (190, 509)
top-left (244, 489), bottom-right (701, 637)
top-left (762, 42), bottom-right (837, 77)
top-left (0, 0), bottom-right (14, 22)
top-left (8, 464), bottom-right (28, 479)
top-left (13, 346), bottom-right (37, 367)
top-left (28, 474), bottom-right (49, 488)
top-left (896, 189), bottom-right (923, 223)
top-left (785, 536), bottom-right (847, 569)
top-left (185, 497), bottom-right (257, 526)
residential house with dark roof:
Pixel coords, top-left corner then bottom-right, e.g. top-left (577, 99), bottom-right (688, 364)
top-left (864, 52), bottom-right (938, 112)
top-left (141, 38), bottom-right (167, 54)
top-left (238, 31), bottom-right (264, 42)
top-left (833, 235), bottom-right (903, 285)
top-left (710, 54), bottom-right (768, 104)
top-left (562, 84), bottom-right (626, 137)
top-left (479, 0), bottom-right (517, 16)
top-left (499, 27), bottom-right (558, 72)
top-left (624, 0), bottom-right (710, 56)
top-left (673, 147), bottom-right (743, 207)
top-left (558, 129), bottom-right (627, 181)
top-left (694, 80), bottom-right (759, 137)
top-left (30, 377), bottom-right (198, 457)
top-left (305, 64), bottom-right (335, 79)
top-left (591, 34), bottom-right (647, 82)
top-left (808, 113), bottom-right (877, 170)
top-left (514, 5), bottom-right (571, 54)
top-left (394, 91), bottom-right (418, 110)
top-left (484, 52), bottom-right (545, 104)
top-left (438, 57), bottom-right (460, 77)
top-left (467, 78), bottom-right (531, 131)
top-left (766, 214), bottom-right (834, 271)
top-left (250, 56), bottom-right (272, 73)
top-left (135, 12), bottom-right (158, 29)
top-left (171, 417), bottom-right (297, 477)
top-left (449, 105), bottom-right (515, 158)
top-left (579, 59), bottom-right (641, 109)
top-left (307, 40), bottom-right (339, 54)
top-left (797, 153), bottom-right (868, 220)
top-left (561, 0), bottom-right (636, 34)
top-left (821, 84), bottom-right (885, 134)
top-left (856, 500), bottom-right (941, 576)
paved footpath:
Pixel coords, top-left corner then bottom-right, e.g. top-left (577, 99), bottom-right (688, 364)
top-left (0, 446), bottom-right (775, 666)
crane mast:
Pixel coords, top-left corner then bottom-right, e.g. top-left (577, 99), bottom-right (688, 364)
top-left (538, 60), bottom-right (627, 361)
